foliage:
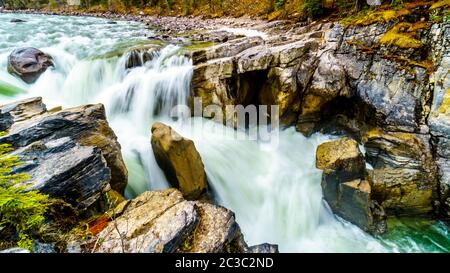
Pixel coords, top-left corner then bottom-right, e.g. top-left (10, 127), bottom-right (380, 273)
top-left (302, 0), bottom-right (323, 18)
top-left (0, 143), bottom-right (50, 250)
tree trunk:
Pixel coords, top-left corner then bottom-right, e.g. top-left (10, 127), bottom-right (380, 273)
top-left (355, 0), bottom-right (363, 12)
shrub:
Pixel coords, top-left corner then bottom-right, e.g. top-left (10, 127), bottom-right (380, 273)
top-left (303, 0), bottom-right (324, 18)
top-left (0, 143), bottom-right (50, 250)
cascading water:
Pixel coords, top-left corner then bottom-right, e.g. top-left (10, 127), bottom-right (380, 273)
top-left (1, 13), bottom-right (449, 253)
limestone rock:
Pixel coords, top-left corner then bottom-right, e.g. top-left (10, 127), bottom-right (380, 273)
top-left (151, 122), bottom-right (207, 199)
top-left (7, 47), bottom-right (54, 84)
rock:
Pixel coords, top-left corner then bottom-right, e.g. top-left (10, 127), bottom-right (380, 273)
top-left (246, 243), bottom-right (279, 253)
top-left (124, 45), bottom-right (160, 69)
top-left (0, 247), bottom-right (30, 253)
top-left (316, 137), bottom-right (387, 234)
top-left (10, 19), bottom-right (26, 23)
top-left (366, 0), bottom-right (381, 6)
top-left (363, 128), bottom-right (437, 215)
top-left (428, 23), bottom-right (450, 219)
top-left (94, 189), bottom-right (274, 253)
top-left (151, 122), bottom-right (207, 200)
top-left (181, 202), bottom-right (240, 253)
top-left (316, 137), bottom-right (365, 179)
top-left (32, 242), bottom-right (56, 253)
top-left (95, 189), bottom-right (197, 253)
top-left (7, 47), bottom-right (54, 84)
top-left (0, 98), bottom-right (128, 210)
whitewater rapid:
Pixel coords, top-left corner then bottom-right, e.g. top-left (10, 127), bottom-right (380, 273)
top-left (1, 13), bottom-right (449, 253)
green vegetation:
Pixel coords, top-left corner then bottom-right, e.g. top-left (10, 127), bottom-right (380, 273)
top-left (2, 0), bottom-right (429, 20)
top-left (0, 143), bottom-right (50, 250)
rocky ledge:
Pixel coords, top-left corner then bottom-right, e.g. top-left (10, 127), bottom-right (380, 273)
top-left (179, 5), bottom-right (450, 228)
top-left (0, 97), bottom-right (127, 211)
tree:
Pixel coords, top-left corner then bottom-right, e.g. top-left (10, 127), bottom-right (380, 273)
top-left (0, 143), bottom-right (50, 250)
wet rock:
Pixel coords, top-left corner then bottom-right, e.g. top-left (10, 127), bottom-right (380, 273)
top-left (7, 47), bottom-right (54, 84)
top-left (10, 19), bottom-right (26, 23)
top-left (151, 122), bottom-right (207, 200)
top-left (316, 137), bottom-right (387, 234)
top-left (0, 98), bottom-right (128, 210)
top-left (124, 45), bottom-right (160, 69)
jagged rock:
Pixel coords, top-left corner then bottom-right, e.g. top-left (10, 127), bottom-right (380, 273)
top-left (95, 189), bottom-right (197, 253)
top-left (182, 202), bottom-right (240, 253)
top-left (190, 35), bottom-right (319, 125)
top-left (94, 189), bottom-right (276, 253)
top-left (151, 122), bottom-right (207, 199)
top-left (363, 128), bottom-right (437, 215)
top-left (316, 137), bottom-right (387, 234)
top-left (0, 97), bottom-right (128, 210)
top-left (7, 47), bottom-right (54, 84)
top-left (124, 45), bottom-right (160, 69)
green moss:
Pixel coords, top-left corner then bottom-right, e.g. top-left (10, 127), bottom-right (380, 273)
top-left (183, 41), bottom-right (216, 51)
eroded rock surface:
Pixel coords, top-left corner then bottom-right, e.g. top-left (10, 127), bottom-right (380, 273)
top-left (94, 189), bottom-right (276, 253)
top-left (0, 97), bottom-right (128, 210)
top-left (7, 47), bottom-right (54, 84)
top-left (151, 122), bottom-right (207, 199)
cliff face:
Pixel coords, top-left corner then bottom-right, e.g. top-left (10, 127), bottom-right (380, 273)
top-left (188, 10), bottom-right (450, 223)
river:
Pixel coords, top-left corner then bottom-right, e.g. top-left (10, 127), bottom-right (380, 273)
top-left (0, 13), bottom-right (449, 253)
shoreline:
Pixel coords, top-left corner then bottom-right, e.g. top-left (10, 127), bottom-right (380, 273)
top-left (0, 8), bottom-right (275, 35)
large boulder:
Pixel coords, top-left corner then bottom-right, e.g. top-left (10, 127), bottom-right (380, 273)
top-left (151, 122), bottom-right (207, 200)
top-left (316, 137), bottom-right (387, 234)
top-left (7, 47), bottom-right (54, 84)
top-left (93, 189), bottom-right (275, 253)
top-left (0, 97), bottom-right (128, 210)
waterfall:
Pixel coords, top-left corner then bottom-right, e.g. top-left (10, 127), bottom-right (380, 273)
top-left (1, 13), bottom-right (449, 253)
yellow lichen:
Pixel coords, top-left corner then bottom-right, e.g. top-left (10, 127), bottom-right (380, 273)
top-left (430, 0), bottom-right (450, 10)
top-left (342, 7), bottom-right (411, 26)
top-left (380, 22), bottom-right (425, 49)
top-left (439, 88), bottom-right (450, 114)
